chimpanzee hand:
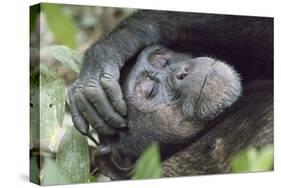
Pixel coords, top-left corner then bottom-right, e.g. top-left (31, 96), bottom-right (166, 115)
top-left (68, 44), bottom-right (127, 136)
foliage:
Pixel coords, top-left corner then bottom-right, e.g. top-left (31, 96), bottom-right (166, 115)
top-left (34, 65), bottom-right (65, 154)
top-left (30, 156), bottom-right (40, 184)
top-left (30, 4), bottom-right (137, 185)
top-left (40, 64), bottom-right (65, 127)
top-left (30, 4), bottom-right (40, 34)
top-left (30, 53), bottom-right (91, 184)
top-left (42, 4), bottom-right (77, 48)
top-left (56, 127), bottom-right (91, 183)
top-left (132, 144), bottom-right (161, 179)
top-left (41, 157), bottom-right (68, 185)
top-left (42, 45), bottom-right (82, 73)
top-left (30, 64), bottom-right (65, 150)
top-left (231, 144), bottom-right (274, 173)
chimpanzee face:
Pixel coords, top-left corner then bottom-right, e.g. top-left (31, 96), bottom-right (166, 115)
top-left (125, 45), bottom-right (241, 121)
top-left (109, 45), bottom-right (241, 161)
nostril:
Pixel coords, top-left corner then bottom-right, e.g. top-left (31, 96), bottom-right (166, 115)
top-left (176, 72), bottom-right (188, 80)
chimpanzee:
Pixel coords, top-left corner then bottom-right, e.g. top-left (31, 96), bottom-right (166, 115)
top-left (91, 45), bottom-right (272, 179)
top-left (68, 10), bottom-right (273, 179)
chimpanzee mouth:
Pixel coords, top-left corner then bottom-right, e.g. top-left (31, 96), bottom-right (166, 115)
top-left (194, 60), bottom-right (218, 115)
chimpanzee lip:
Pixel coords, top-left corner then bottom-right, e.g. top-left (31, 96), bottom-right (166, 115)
top-left (194, 60), bottom-right (218, 115)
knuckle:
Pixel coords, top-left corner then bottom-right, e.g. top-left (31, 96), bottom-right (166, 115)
top-left (73, 113), bottom-right (82, 123)
top-left (84, 88), bottom-right (101, 104)
top-left (95, 123), bottom-right (103, 130)
top-left (100, 77), bottom-right (114, 89)
top-left (103, 114), bottom-right (111, 122)
top-left (95, 125), bottom-right (107, 135)
top-left (83, 78), bottom-right (101, 94)
top-left (97, 126), bottom-right (115, 136)
top-left (112, 100), bottom-right (122, 109)
top-left (101, 72), bottom-right (114, 80)
top-left (91, 119), bottom-right (100, 127)
top-left (86, 78), bottom-right (99, 88)
top-left (111, 100), bottom-right (118, 108)
top-left (72, 83), bottom-right (83, 94)
top-left (105, 115), bottom-right (118, 125)
top-left (100, 78), bottom-right (111, 85)
top-left (103, 86), bottom-right (113, 94)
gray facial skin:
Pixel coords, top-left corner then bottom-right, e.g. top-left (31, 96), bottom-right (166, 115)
top-left (95, 45), bottom-right (242, 176)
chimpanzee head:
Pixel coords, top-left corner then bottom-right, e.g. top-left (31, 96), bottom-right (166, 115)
top-left (96, 45), bottom-right (242, 179)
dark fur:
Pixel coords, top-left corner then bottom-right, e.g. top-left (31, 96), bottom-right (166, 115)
top-left (74, 10), bottom-right (273, 178)
top-left (83, 10), bottom-right (272, 84)
top-left (161, 80), bottom-right (273, 176)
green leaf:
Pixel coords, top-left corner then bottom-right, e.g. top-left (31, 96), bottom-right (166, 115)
top-left (36, 64), bottom-right (65, 151)
top-left (230, 149), bottom-right (251, 173)
top-left (132, 144), bottom-right (161, 180)
top-left (30, 78), bottom-right (40, 146)
top-left (30, 4), bottom-right (40, 34)
top-left (42, 45), bottom-right (82, 73)
top-left (56, 127), bottom-right (90, 183)
top-left (30, 156), bottom-right (40, 184)
top-left (42, 3), bottom-right (77, 48)
top-left (30, 62), bottom-right (65, 150)
top-left (88, 176), bottom-right (97, 182)
top-left (231, 144), bottom-right (274, 173)
top-left (40, 64), bottom-right (65, 127)
top-left (41, 157), bottom-right (68, 185)
top-left (253, 145), bottom-right (274, 171)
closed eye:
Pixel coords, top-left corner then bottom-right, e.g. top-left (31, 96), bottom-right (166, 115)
top-left (149, 53), bottom-right (172, 68)
top-left (136, 78), bottom-right (159, 99)
top-left (163, 59), bottom-right (172, 68)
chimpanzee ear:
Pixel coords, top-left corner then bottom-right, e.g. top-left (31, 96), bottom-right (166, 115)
top-left (94, 146), bottom-right (134, 180)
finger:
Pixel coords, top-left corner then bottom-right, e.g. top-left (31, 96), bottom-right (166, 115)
top-left (83, 84), bottom-right (127, 129)
top-left (74, 91), bottom-right (116, 136)
top-left (100, 74), bottom-right (127, 117)
top-left (68, 90), bottom-right (89, 135)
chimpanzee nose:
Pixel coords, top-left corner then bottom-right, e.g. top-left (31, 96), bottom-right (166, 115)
top-left (175, 66), bottom-right (189, 80)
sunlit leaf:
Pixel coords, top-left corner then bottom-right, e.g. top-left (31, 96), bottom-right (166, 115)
top-left (253, 145), bottom-right (274, 171)
top-left (41, 157), bottom-right (68, 185)
top-left (230, 149), bottom-right (251, 173)
top-left (30, 63), bottom-right (64, 149)
top-left (56, 127), bottom-right (90, 183)
top-left (132, 144), bottom-right (161, 179)
top-left (42, 3), bottom-right (77, 48)
top-left (42, 45), bottom-right (82, 73)
top-left (40, 63), bottom-right (65, 127)
top-left (38, 64), bottom-right (65, 152)
top-left (231, 144), bottom-right (274, 173)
